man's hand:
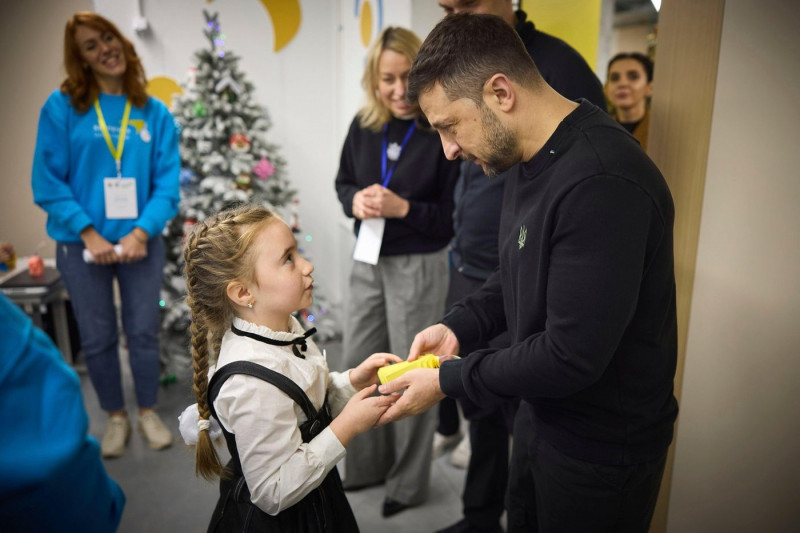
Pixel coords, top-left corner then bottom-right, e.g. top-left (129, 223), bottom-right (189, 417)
top-left (408, 323), bottom-right (460, 361)
top-left (375, 368), bottom-right (445, 425)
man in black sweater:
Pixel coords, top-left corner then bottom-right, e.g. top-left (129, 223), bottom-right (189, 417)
top-left (433, 2), bottom-right (606, 532)
top-left (378, 13), bottom-right (678, 533)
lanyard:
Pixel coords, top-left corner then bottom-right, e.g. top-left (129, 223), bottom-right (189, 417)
top-left (94, 98), bottom-right (131, 178)
top-left (381, 121), bottom-right (416, 188)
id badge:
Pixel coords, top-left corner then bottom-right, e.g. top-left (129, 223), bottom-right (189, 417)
top-left (353, 217), bottom-right (385, 265)
top-left (104, 177), bottom-right (138, 219)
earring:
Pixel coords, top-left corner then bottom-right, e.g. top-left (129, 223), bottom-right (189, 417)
top-left (247, 302), bottom-right (253, 309)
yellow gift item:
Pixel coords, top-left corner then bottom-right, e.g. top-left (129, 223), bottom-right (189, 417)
top-left (378, 354), bottom-right (440, 384)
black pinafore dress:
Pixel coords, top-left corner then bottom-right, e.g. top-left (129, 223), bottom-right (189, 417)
top-left (206, 360), bottom-right (359, 533)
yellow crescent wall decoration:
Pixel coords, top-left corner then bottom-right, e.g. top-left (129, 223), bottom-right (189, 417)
top-left (259, 0), bottom-right (302, 52)
top-left (146, 76), bottom-right (183, 109)
top-left (360, 1), bottom-right (373, 48)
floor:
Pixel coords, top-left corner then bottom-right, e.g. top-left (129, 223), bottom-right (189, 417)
top-left (80, 340), bottom-right (475, 533)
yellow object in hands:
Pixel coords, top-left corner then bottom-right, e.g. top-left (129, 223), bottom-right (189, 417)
top-left (378, 354), bottom-right (440, 384)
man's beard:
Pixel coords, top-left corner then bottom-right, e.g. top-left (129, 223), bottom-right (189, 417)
top-left (474, 103), bottom-right (519, 178)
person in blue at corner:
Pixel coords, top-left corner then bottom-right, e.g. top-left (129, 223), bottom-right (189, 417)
top-left (0, 293), bottom-right (125, 532)
top-left (431, 2), bottom-right (607, 532)
top-left (31, 12), bottom-right (180, 459)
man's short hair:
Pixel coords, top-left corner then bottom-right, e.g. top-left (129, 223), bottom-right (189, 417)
top-left (408, 13), bottom-right (542, 106)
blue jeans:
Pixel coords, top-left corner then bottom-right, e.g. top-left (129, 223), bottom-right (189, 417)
top-left (57, 237), bottom-right (165, 412)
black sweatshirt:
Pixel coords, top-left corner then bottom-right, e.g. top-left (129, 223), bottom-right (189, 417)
top-left (451, 9), bottom-right (607, 281)
top-left (335, 116), bottom-right (459, 256)
top-left (440, 101), bottom-right (678, 466)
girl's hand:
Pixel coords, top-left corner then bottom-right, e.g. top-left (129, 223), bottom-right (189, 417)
top-left (329, 385), bottom-right (399, 446)
top-left (349, 352), bottom-right (403, 390)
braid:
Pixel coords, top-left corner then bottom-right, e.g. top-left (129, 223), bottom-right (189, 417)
top-left (182, 203), bottom-right (276, 481)
top-left (190, 307), bottom-right (225, 481)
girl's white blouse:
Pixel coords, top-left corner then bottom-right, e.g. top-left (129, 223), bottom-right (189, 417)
top-left (211, 316), bottom-right (356, 515)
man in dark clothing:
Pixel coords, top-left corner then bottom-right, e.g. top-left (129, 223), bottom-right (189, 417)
top-left (378, 13), bottom-right (678, 533)
top-left (434, 2), bottom-right (606, 532)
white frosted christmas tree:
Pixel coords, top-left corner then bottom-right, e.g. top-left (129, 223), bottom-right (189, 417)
top-left (159, 12), bottom-right (337, 379)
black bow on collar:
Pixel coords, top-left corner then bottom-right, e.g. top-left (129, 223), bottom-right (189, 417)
top-left (231, 324), bottom-right (317, 359)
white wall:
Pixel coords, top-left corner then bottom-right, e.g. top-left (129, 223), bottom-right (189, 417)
top-left (613, 23), bottom-right (652, 57)
top-left (0, 0), bottom-right (91, 259)
top-left (667, 1), bottom-right (800, 531)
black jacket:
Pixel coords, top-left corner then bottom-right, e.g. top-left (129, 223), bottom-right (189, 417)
top-left (451, 10), bottom-right (607, 279)
top-left (441, 102), bottom-right (678, 466)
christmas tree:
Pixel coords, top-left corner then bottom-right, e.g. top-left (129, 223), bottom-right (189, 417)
top-left (159, 11), bottom-right (337, 378)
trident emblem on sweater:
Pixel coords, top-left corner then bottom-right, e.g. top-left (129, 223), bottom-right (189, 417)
top-left (518, 225), bottom-right (527, 250)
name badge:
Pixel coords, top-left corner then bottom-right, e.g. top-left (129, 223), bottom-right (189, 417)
top-left (104, 177), bottom-right (138, 219)
top-left (352, 217), bottom-right (385, 265)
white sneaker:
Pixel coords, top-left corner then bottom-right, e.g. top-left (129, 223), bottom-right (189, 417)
top-left (432, 431), bottom-right (464, 459)
top-left (449, 432), bottom-right (471, 469)
top-left (101, 415), bottom-right (131, 458)
top-left (138, 411), bottom-right (173, 450)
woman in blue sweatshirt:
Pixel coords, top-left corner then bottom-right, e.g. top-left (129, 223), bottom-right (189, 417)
top-left (31, 12), bottom-right (179, 459)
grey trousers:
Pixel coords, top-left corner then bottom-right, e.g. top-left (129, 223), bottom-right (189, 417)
top-left (341, 249), bottom-right (449, 505)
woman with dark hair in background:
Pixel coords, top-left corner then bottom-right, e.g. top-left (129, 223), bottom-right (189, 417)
top-left (606, 52), bottom-right (654, 149)
top-left (31, 11), bottom-right (180, 458)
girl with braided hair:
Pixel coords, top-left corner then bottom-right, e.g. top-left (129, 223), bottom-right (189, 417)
top-left (181, 203), bottom-right (400, 532)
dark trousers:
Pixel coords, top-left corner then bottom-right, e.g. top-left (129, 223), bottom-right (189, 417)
top-left (440, 266), bottom-right (515, 528)
top-left (461, 399), bottom-right (517, 528)
top-left (507, 408), bottom-right (667, 533)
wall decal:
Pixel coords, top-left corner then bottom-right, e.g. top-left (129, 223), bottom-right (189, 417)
top-left (146, 75), bottom-right (183, 109)
top-left (259, 0), bottom-right (302, 52)
top-left (355, 0), bottom-right (383, 48)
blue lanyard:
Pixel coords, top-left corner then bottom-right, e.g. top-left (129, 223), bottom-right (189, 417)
top-left (381, 121), bottom-right (416, 188)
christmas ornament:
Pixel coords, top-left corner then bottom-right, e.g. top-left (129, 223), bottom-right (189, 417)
top-left (215, 76), bottom-right (241, 103)
top-left (179, 167), bottom-right (196, 186)
top-left (253, 157), bottom-right (275, 180)
top-left (182, 218), bottom-right (197, 244)
top-left (235, 171), bottom-right (253, 192)
top-left (193, 100), bottom-right (207, 117)
top-left (185, 66), bottom-right (197, 90)
top-left (229, 132), bottom-right (251, 154)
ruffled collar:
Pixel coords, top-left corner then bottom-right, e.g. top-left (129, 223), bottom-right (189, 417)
top-left (230, 316), bottom-right (316, 359)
